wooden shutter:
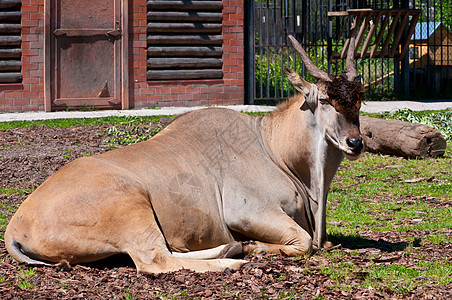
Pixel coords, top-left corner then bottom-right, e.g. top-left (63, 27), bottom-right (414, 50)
top-left (0, 0), bottom-right (21, 83)
top-left (147, 1), bottom-right (223, 81)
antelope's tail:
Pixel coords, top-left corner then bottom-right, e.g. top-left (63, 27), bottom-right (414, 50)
top-left (6, 239), bottom-right (51, 266)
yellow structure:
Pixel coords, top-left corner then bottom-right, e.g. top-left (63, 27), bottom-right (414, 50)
top-left (409, 22), bottom-right (452, 69)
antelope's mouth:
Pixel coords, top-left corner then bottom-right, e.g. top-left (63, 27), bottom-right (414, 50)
top-left (341, 147), bottom-right (364, 160)
top-left (343, 137), bottom-right (364, 160)
top-left (344, 151), bottom-right (363, 161)
top-left (326, 133), bottom-right (364, 159)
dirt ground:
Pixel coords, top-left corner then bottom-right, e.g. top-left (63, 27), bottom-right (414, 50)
top-left (0, 122), bottom-right (451, 299)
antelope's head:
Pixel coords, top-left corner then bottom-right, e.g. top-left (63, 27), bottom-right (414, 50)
top-left (284, 35), bottom-right (365, 160)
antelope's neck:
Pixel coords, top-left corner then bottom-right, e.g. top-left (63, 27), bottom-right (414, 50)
top-left (264, 103), bottom-right (313, 186)
top-left (262, 101), bottom-right (344, 247)
top-left (263, 102), bottom-right (343, 194)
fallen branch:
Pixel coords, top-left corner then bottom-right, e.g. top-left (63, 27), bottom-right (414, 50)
top-left (360, 116), bottom-right (447, 158)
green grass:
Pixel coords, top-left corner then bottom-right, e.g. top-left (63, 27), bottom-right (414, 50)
top-left (321, 261), bottom-right (356, 282)
top-left (313, 251), bottom-right (452, 295)
top-left (0, 188), bottom-right (33, 197)
top-left (17, 268), bottom-right (36, 290)
top-left (152, 291), bottom-right (191, 300)
top-left (124, 287), bottom-right (134, 299)
top-left (102, 120), bottom-right (164, 147)
top-left (323, 140), bottom-right (452, 294)
top-left (276, 288), bottom-right (302, 299)
top-left (327, 144), bottom-right (452, 235)
top-left (363, 260), bottom-right (452, 294)
top-left (57, 282), bottom-right (67, 289)
top-left (241, 111), bottom-right (271, 117)
top-left (364, 264), bottom-right (420, 294)
top-left (425, 233), bottom-right (452, 244)
top-left (0, 115), bottom-right (173, 131)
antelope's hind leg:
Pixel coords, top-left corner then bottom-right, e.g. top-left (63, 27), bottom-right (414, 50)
top-left (119, 197), bottom-right (246, 274)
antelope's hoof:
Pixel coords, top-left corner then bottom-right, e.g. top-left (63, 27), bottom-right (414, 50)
top-left (219, 242), bottom-right (243, 259)
top-left (322, 241), bottom-right (334, 249)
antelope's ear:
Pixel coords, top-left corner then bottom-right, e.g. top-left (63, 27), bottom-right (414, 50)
top-left (283, 66), bottom-right (317, 107)
top-left (283, 66), bottom-right (311, 95)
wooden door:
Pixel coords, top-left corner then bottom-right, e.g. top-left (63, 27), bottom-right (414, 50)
top-left (45, 0), bottom-right (128, 111)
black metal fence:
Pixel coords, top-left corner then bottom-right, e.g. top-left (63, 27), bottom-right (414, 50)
top-left (246, 0), bottom-right (452, 105)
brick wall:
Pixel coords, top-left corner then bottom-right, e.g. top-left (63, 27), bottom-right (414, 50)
top-left (0, 0), bottom-right (245, 112)
top-left (0, 0), bottom-right (45, 113)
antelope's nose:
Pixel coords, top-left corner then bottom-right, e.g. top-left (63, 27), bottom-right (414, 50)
top-left (346, 137), bottom-right (364, 153)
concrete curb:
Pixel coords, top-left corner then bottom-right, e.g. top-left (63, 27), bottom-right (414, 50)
top-left (361, 100), bottom-right (452, 114)
top-left (0, 101), bottom-right (451, 122)
top-left (0, 105), bottom-right (275, 122)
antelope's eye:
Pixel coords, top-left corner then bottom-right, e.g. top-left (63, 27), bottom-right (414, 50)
top-left (320, 99), bottom-right (331, 105)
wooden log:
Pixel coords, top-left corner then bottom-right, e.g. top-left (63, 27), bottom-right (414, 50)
top-left (147, 34), bottom-right (222, 45)
top-left (147, 12), bottom-right (222, 22)
top-left (0, 72), bottom-right (22, 83)
top-left (147, 22), bottom-right (222, 34)
top-left (0, 0), bottom-right (21, 9)
top-left (148, 57), bottom-right (222, 69)
top-left (0, 48), bottom-right (21, 59)
top-left (0, 60), bottom-right (21, 71)
top-left (360, 116), bottom-right (447, 158)
top-left (0, 23), bottom-right (21, 34)
top-left (147, 46), bottom-right (222, 57)
top-left (0, 35), bottom-right (21, 46)
top-left (0, 11), bottom-right (21, 22)
top-left (147, 69), bottom-right (223, 80)
top-left (147, 1), bottom-right (222, 11)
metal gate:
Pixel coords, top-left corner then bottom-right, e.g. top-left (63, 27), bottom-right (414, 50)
top-left (246, 0), bottom-right (452, 105)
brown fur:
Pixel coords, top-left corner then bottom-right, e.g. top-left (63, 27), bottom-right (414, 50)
top-left (272, 94), bottom-right (305, 116)
top-left (327, 74), bottom-right (365, 122)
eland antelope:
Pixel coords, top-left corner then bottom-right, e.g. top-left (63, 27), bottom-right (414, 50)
top-left (6, 35), bottom-right (365, 273)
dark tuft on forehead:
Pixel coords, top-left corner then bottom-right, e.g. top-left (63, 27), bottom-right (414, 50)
top-left (326, 74), bottom-right (365, 121)
top-left (327, 74), bottom-right (364, 108)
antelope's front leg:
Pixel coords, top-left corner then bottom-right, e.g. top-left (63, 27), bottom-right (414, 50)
top-left (225, 210), bottom-right (313, 257)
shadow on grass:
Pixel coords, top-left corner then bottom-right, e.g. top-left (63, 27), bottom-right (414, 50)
top-left (328, 233), bottom-right (421, 252)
